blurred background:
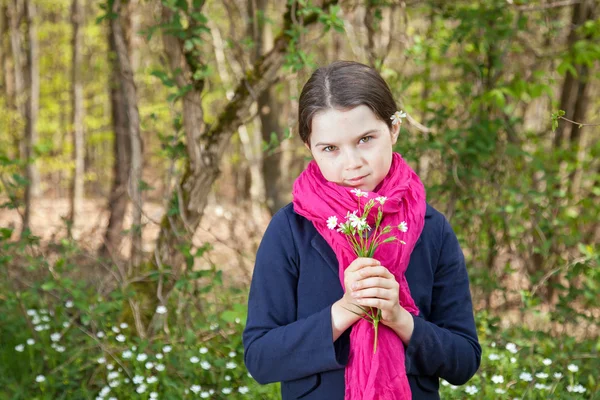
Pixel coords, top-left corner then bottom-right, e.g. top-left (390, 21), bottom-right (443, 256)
top-left (0, 0), bottom-right (598, 398)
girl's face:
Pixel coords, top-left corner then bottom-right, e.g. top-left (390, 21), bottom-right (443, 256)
top-left (306, 105), bottom-right (399, 192)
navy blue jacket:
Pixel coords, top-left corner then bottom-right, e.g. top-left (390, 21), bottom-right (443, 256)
top-left (243, 203), bottom-right (481, 399)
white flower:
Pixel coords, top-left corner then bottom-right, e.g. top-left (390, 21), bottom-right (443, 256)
top-left (465, 385), bottom-right (478, 395)
top-left (62, 321), bottom-right (70, 328)
top-left (27, 309), bottom-right (37, 316)
top-left (156, 353), bottom-right (163, 360)
top-left (535, 383), bottom-right (550, 390)
top-left (536, 372), bottom-right (548, 379)
top-left (133, 375), bottom-right (144, 385)
top-left (238, 386), bottom-right (249, 394)
top-left (97, 357), bottom-right (106, 364)
top-left (145, 362), bottom-right (154, 370)
top-left (200, 361), bottom-right (211, 370)
top-left (326, 216), bottom-right (338, 230)
top-left (35, 375), bottom-right (45, 383)
top-left (390, 110), bottom-right (407, 126)
top-left (190, 385), bottom-right (201, 394)
top-left (226, 361), bottom-right (237, 369)
top-left (553, 372), bottom-right (563, 379)
top-left (222, 388), bottom-right (232, 394)
top-left (99, 386), bottom-right (111, 397)
top-left (97, 331), bottom-right (105, 338)
top-left (519, 372), bottom-right (533, 382)
top-left (119, 323), bottom-right (128, 329)
top-left (50, 333), bottom-right (61, 342)
top-left (201, 392), bottom-right (209, 398)
top-left (228, 351), bottom-right (236, 358)
top-left (375, 196), bottom-right (387, 205)
top-left (27, 339), bottom-right (35, 345)
top-left (510, 357), bottom-right (517, 364)
top-left (235, 317), bottom-right (241, 324)
top-left (150, 392), bottom-right (158, 399)
top-left (136, 384), bottom-right (147, 394)
top-left (108, 372), bottom-right (119, 380)
top-left (155, 364), bottom-right (165, 372)
top-left (136, 353), bottom-right (148, 362)
top-left (15, 344), bottom-right (25, 352)
top-left (488, 353), bottom-right (500, 361)
top-left (41, 316), bottom-right (50, 322)
top-left (162, 345), bottom-right (172, 353)
top-left (440, 380), bottom-right (449, 386)
top-left (156, 305), bottom-right (167, 314)
top-left (567, 364), bottom-right (579, 373)
top-left (506, 342), bottom-right (518, 354)
top-left (542, 358), bottom-right (552, 366)
top-left (146, 376), bottom-right (158, 384)
top-left (567, 384), bottom-right (586, 393)
top-left (491, 375), bottom-right (504, 384)
top-left (65, 300), bottom-right (74, 308)
top-left (54, 345), bottom-right (66, 352)
top-left (350, 188), bottom-right (368, 198)
top-left (106, 363), bottom-right (114, 370)
top-left (199, 347), bottom-right (208, 354)
top-left (122, 350), bottom-right (132, 359)
top-left (190, 356), bottom-right (200, 364)
top-left (111, 326), bottom-right (120, 333)
top-left (398, 221), bottom-right (408, 233)
top-left (108, 380), bottom-right (119, 388)
top-left (210, 323), bottom-right (219, 330)
top-left (495, 388), bottom-right (506, 394)
top-left (115, 334), bottom-right (126, 343)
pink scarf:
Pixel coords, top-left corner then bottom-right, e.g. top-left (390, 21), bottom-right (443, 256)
top-left (292, 152), bottom-right (426, 399)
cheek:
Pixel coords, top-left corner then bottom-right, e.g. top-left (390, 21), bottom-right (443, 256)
top-left (316, 157), bottom-right (342, 180)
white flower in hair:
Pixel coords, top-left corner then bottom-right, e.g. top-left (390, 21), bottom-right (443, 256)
top-left (390, 110), bottom-right (407, 126)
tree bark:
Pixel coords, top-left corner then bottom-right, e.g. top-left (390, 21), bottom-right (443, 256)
top-left (110, 0), bottom-right (143, 269)
top-left (100, 23), bottom-right (131, 259)
top-left (23, 0), bottom-right (39, 235)
top-left (148, 0), bottom-right (338, 336)
top-left (69, 0), bottom-right (85, 236)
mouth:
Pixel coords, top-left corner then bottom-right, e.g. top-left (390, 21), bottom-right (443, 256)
top-left (346, 174), bottom-right (369, 186)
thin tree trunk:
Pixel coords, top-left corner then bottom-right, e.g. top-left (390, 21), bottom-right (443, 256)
top-left (23, 0), bottom-right (39, 235)
top-left (69, 0), bottom-right (85, 236)
top-left (111, 0), bottom-right (143, 270)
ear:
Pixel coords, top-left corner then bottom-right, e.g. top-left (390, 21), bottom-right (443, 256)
top-left (391, 123), bottom-right (400, 145)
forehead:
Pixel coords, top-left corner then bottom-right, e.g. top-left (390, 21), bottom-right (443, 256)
top-left (311, 105), bottom-right (384, 143)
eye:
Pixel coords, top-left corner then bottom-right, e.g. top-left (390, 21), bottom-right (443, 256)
top-left (323, 145), bottom-right (337, 152)
top-left (359, 135), bottom-right (373, 144)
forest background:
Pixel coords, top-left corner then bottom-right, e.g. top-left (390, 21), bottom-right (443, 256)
top-left (0, 0), bottom-right (599, 399)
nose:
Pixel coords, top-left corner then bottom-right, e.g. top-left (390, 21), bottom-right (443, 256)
top-left (343, 148), bottom-right (363, 170)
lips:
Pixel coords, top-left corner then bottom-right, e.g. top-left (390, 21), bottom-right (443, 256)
top-left (346, 174), bottom-right (369, 186)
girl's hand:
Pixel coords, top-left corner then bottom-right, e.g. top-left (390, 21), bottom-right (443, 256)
top-left (350, 264), bottom-right (403, 325)
top-left (342, 257), bottom-right (382, 312)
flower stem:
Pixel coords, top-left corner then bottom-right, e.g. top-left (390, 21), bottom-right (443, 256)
top-left (373, 318), bottom-right (379, 354)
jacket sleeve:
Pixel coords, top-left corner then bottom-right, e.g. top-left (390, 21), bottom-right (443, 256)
top-left (243, 209), bottom-right (347, 385)
top-left (404, 216), bottom-right (482, 385)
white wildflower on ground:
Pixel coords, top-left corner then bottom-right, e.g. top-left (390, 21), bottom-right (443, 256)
top-left (35, 375), bottom-right (45, 383)
top-left (137, 353), bottom-right (148, 362)
top-left (488, 353), bottom-right (500, 361)
top-left (145, 362), bottom-right (154, 370)
top-left (542, 358), bottom-right (552, 366)
top-left (228, 351), bottom-right (236, 358)
top-left (235, 318), bottom-right (241, 324)
top-left (491, 375), bottom-right (504, 384)
top-left (238, 386), bottom-right (249, 394)
top-left (222, 388), bottom-right (232, 394)
top-left (156, 353), bottom-right (163, 360)
top-left (133, 375), bottom-right (144, 385)
top-left (108, 380), bottom-right (119, 388)
top-left (535, 383), bottom-right (550, 390)
top-left (567, 364), bottom-right (579, 373)
top-left (112, 326), bottom-right (120, 333)
top-left (99, 386), bottom-right (111, 397)
top-left (115, 334), bottom-right (126, 343)
top-left (225, 375), bottom-right (231, 381)
top-left (201, 392), bottom-right (209, 398)
top-left (200, 361), bottom-right (211, 370)
top-left (567, 384), bottom-right (586, 393)
top-left (162, 345), bottom-right (172, 353)
top-left (495, 388), bottom-right (506, 394)
top-left (97, 357), bottom-right (106, 364)
top-left (15, 344), bottom-right (24, 352)
top-left (27, 309), bottom-right (37, 316)
top-left (150, 392), bottom-right (158, 399)
top-left (535, 372), bottom-right (548, 379)
top-left (136, 384), bottom-right (147, 394)
top-left (106, 364), bottom-right (114, 371)
top-left (156, 305), bottom-right (167, 314)
top-left (65, 300), bottom-right (73, 308)
top-left (327, 216), bottom-right (338, 230)
top-left (50, 333), bottom-right (61, 342)
top-left (510, 357), bottom-right (517, 364)
top-left (53, 344), bottom-right (66, 352)
top-left (506, 343), bottom-right (518, 354)
top-left (199, 347), bottom-right (208, 354)
top-left (519, 372), bottom-right (533, 382)
top-left (226, 362), bottom-right (237, 369)
top-left (553, 372), bottom-right (563, 379)
top-left (190, 385), bottom-right (201, 394)
top-left (97, 331), bottom-right (105, 338)
top-left (465, 385), bottom-right (478, 395)
top-left (62, 321), bottom-right (70, 328)
top-left (190, 356), bottom-right (199, 364)
top-left (155, 364), bottom-right (165, 372)
top-left (122, 350), bottom-right (132, 359)
top-left (107, 372), bottom-right (119, 380)
top-left (27, 339), bottom-right (35, 345)
top-left (120, 323), bottom-right (128, 329)
top-left (147, 376), bottom-right (158, 384)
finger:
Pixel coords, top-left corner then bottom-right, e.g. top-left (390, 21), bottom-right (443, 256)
top-left (351, 287), bottom-right (394, 300)
top-left (358, 266), bottom-right (394, 279)
top-left (352, 276), bottom-right (396, 291)
top-left (355, 297), bottom-right (390, 309)
top-left (346, 257), bottom-right (381, 272)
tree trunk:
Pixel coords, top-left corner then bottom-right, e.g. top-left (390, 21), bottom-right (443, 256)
top-left (69, 0), bottom-right (85, 237)
top-left (23, 0), bottom-right (39, 235)
top-left (110, 0), bottom-right (143, 269)
top-left (147, 1), bottom-right (338, 336)
top-left (100, 24), bottom-right (131, 259)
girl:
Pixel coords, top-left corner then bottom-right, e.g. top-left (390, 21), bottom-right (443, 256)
top-left (243, 61), bottom-right (481, 399)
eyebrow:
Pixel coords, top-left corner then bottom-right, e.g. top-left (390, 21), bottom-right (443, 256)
top-left (314, 129), bottom-right (379, 147)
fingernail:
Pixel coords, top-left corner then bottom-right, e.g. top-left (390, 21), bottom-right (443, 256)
top-left (351, 283), bottom-right (357, 290)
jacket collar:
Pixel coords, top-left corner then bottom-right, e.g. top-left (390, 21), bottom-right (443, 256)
top-left (309, 204), bottom-right (432, 276)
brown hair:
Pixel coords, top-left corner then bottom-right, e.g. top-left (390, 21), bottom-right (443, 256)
top-left (298, 61), bottom-right (397, 144)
